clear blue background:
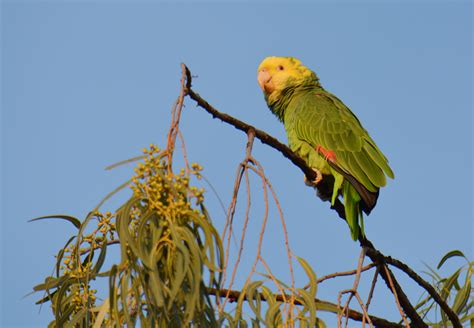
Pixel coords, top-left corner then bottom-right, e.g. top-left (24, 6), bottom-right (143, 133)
top-left (1, 1), bottom-right (472, 326)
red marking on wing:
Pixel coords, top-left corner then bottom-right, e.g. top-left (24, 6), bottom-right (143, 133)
top-left (317, 145), bottom-right (337, 162)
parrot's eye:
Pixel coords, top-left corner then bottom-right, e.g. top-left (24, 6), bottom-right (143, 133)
top-left (277, 65), bottom-right (284, 71)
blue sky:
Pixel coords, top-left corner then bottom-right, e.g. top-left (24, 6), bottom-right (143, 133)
top-left (1, 1), bottom-right (472, 326)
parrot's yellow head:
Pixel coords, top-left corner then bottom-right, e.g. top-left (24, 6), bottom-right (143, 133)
top-left (257, 57), bottom-right (317, 98)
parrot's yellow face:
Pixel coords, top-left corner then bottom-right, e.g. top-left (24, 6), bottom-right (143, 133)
top-left (257, 57), bottom-right (315, 96)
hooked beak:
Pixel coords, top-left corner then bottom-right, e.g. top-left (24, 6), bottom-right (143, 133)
top-left (258, 69), bottom-right (274, 93)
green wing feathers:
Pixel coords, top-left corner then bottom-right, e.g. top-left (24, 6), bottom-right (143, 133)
top-left (287, 90), bottom-right (394, 240)
top-left (290, 91), bottom-right (393, 188)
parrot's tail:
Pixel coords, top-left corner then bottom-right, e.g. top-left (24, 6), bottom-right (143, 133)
top-left (343, 182), bottom-right (364, 241)
top-left (326, 161), bottom-right (379, 215)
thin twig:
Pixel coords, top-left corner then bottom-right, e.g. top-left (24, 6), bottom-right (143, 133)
top-left (338, 248), bottom-right (372, 328)
top-left (166, 63), bottom-right (188, 171)
top-left (384, 265), bottom-right (410, 327)
top-left (354, 292), bottom-right (374, 327)
top-left (223, 169), bottom-right (251, 308)
top-left (316, 263), bottom-right (377, 285)
top-left (363, 266), bottom-right (380, 327)
top-left (79, 240), bottom-right (120, 256)
top-left (250, 158), bottom-right (296, 308)
top-left (177, 130), bottom-right (190, 175)
top-left (366, 266), bottom-right (380, 309)
top-left (258, 255), bottom-right (292, 322)
top-left (242, 160), bottom-right (271, 291)
top-left (221, 131), bottom-right (255, 311)
top-left (220, 162), bottom-right (245, 290)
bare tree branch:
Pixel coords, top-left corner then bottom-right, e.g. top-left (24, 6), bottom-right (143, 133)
top-left (206, 287), bottom-right (403, 328)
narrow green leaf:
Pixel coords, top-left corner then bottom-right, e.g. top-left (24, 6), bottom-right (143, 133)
top-left (108, 265), bottom-right (119, 322)
top-left (459, 311), bottom-right (474, 323)
top-left (265, 301), bottom-right (282, 327)
top-left (92, 299), bottom-right (109, 328)
top-left (246, 281), bottom-right (264, 322)
top-left (92, 241), bottom-right (107, 275)
top-left (34, 276), bottom-right (68, 292)
top-left (260, 286), bottom-right (275, 306)
top-left (57, 305), bottom-right (75, 327)
top-left (54, 280), bottom-right (74, 326)
top-left (29, 215), bottom-right (81, 229)
top-left (257, 273), bottom-right (290, 289)
top-left (414, 293), bottom-right (433, 311)
top-left (234, 285), bottom-right (248, 322)
top-left (452, 269), bottom-right (471, 314)
top-left (64, 308), bottom-right (87, 328)
top-left (105, 154), bottom-right (146, 170)
top-left (251, 318), bottom-right (260, 328)
top-left (437, 250), bottom-right (466, 269)
top-left (120, 272), bottom-right (133, 326)
top-left (93, 178), bottom-right (133, 211)
top-left (296, 288), bottom-right (316, 327)
top-left (56, 236), bottom-right (76, 278)
top-left (316, 318), bottom-right (327, 328)
top-left (314, 299), bottom-right (340, 313)
top-left (440, 268), bottom-right (462, 301)
top-left (35, 290), bottom-right (58, 305)
top-left (440, 267), bottom-right (462, 324)
top-left (297, 256), bottom-right (317, 298)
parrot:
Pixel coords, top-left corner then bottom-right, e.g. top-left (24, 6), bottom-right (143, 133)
top-left (257, 56), bottom-right (394, 241)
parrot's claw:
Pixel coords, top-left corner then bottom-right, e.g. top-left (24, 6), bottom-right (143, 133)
top-left (304, 169), bottom-right (323, 186)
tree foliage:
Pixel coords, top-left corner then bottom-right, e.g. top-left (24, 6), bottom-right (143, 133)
top-left (32, 145), bottom-right (328, 327)
top-left (414, 251), bottom-right (473, 326)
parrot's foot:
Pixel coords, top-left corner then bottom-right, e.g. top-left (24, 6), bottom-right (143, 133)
top-left (304, 169), bottom-right (323, 186)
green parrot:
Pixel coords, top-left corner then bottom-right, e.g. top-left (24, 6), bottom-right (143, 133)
top-left (257, 56), bottom-right (394, 240)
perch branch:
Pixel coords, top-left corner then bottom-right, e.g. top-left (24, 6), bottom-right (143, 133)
top-left (182, 64), bottom-right (461, 328)
top-left (206, 287), bottom-right (402, 328)
top-left (359, 239), bottom-right (426, 327)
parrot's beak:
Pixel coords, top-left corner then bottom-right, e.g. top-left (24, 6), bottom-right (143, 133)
top-left (258, 69), bottom-right (274, 93)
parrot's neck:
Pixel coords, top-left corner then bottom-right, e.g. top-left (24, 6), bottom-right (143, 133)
top-left (266, 80), bottom-right (321, 122)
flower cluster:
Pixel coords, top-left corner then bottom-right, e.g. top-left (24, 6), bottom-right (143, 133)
top-left (130, 145), bottom-right (206, 224)
top-left (59, 211), bottom-right (116, 275)
top-left (70, 283), bottom-right (97, 312)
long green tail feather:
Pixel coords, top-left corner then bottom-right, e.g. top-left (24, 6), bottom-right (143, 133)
top-left (342, 182), bottom-right (364, 241)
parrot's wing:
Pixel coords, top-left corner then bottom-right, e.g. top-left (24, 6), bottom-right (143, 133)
top-left (291, 91), bottom-right (394, 211)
